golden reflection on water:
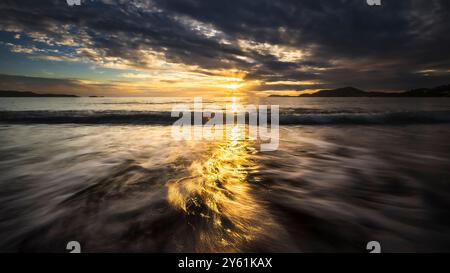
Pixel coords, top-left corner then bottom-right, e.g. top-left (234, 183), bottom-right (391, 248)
top-left (167, 124), bottom-right (271, 252)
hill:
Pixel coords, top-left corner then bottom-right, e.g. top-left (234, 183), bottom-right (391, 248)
top-left (270, 85), bottom-right (450, 97)
top-left (0, 90), bottom-right (78, 97)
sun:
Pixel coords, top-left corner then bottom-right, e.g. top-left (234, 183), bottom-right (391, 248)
top-left (223, 83), bottom-right (243, 90)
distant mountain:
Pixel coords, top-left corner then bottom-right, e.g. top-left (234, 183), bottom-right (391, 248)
top-left (402, 85), bottom-right (450, 97)
top-left (0, 90), bottom-right (78, 97)
top-left (270, 84), bottom-right (450, 97)
top-left (299, 87), bottom-right (369, 97)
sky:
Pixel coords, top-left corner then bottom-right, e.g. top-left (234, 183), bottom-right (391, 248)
top-left (0, 0), bottom-right (449, 96)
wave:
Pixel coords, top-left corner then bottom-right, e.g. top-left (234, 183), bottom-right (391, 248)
top-left (279, 111), bottom-right (450, 125)
top-left (98, 101), bottom-right (189, 105)
top-left (0, 111), bottom-right (176, 125)
top-left (1, 110), bottom-right (450, 125)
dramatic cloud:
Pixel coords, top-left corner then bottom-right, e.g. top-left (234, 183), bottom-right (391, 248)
top-left (0, 0), bottom-right (449, 95)
top-left (0, 74), bottom-right (151, 96)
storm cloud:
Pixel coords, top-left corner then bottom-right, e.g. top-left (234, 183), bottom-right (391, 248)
top-left (0, 0), bottom-right (449, 93)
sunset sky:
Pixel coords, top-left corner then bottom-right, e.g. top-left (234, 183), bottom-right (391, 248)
top-left (0, 0), bottom-right (449, 96)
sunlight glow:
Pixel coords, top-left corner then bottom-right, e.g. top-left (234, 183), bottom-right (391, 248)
top-left (230, 97), bottom-right (239, 113)
top-left (223, 83), bottom-right (244, 90)
top-left (166, 125), bottom-right (273, 252)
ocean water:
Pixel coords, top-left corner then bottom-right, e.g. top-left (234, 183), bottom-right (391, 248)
top-left (0, 97), bottom-right (450, 252)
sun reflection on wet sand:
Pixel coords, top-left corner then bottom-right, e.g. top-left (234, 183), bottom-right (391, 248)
top-left (167, 124), bottom-right (275, 252)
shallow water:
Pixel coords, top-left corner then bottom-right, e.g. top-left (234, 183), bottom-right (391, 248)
top-left (1, 97), bottom-right (450, 125)
top-left (0, 97), bottom-right (450, 252)
top-left (0, 123), bottom-right (449, 252)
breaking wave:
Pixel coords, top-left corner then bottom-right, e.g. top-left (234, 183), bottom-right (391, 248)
top-left (1, 110), bottom-right (450, 125)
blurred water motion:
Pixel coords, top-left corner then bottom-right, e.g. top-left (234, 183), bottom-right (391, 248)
top-left (168, 125), bottom-right (273, 252)
top-left (0, 97), bottom-right (450, 252)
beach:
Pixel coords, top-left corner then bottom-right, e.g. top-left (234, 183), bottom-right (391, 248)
top-left (0, 97), bottom-right (449, 252)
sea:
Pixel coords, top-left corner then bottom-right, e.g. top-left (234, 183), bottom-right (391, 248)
top-left (0, 97), bottom-right (449, 252)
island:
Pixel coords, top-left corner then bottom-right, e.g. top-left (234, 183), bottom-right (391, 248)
top-left (0, 90), bottom-right (78, 97)
top-left (270, 85), bottom-right (450, 97)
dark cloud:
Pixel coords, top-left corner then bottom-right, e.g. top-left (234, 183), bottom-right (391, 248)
top-left (0, 74), bottom-right (113, 96)
top-left (0, 0), bottom-right (449, 92)
top-left (0, 74), bottom-right (152, 96)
